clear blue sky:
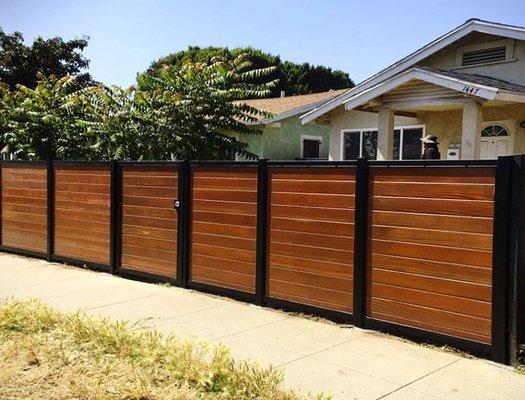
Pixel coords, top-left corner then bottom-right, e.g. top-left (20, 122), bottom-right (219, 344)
top-left (2, 0), bottom-right (524, 87)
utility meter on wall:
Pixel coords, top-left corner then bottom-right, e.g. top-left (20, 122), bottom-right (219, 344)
top-left (447, 144), bottom-right (461, 160)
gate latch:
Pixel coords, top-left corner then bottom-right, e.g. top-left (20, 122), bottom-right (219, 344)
top-left (173, 199), bottom-right (180, 209)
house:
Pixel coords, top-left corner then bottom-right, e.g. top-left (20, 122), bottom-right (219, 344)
top-left (236, 89), bottom-right (347, 160)
top-left (301, 19), bottom-right (525, 160)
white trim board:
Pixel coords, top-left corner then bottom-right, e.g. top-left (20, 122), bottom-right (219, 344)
top-left (301, 19), bottom-right (525, 124)
top-left (340, 124), bottom-right (426, 160)
top-left (342, 67), bottom-right (500, 111)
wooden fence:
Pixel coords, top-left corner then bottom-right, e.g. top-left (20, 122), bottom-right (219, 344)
top-left (0, 157), bottom-right (524, 366)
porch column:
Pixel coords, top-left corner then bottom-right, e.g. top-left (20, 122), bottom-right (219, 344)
top-left (377, 108), bottom-right (394, 160)
top-left (461, 101), bottom-right (482, 159)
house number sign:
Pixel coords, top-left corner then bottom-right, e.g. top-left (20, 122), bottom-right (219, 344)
top-left (462, 85), bottom-right (480, 95)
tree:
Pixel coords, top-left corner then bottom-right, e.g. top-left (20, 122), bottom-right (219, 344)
top-left (0, 28), bottom-right (92, 89)
top-left (133, 53), bottom-right (276, 160)
top-left (0, 54), bottom-right (275, 160)
top-left (144, 46), bottom-right (354, 96)
top-left (1, 74), bottom-right (93, 160)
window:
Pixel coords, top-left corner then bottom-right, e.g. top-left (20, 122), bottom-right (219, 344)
top-left (300, 135), bottom-right (323, 159)
top-left (342, 130), bottom-right (378, 160)
top-left (481, 124), bottom-right (509, 137)
top-left (393, 127), bottom-right (424, 160)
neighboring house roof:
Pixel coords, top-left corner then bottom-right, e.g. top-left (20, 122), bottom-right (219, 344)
top-left (301, 18), bottom-right (525, 123)
top-left (239, 89), bottom-right (348, 125)
top-left (343, 67), bottom-right (525, 110)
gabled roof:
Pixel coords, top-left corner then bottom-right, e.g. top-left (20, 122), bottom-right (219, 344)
top-left (238, 89), bottom-right (348, 125)
top-left (343, 67), bottom-right (525, 111)
top-left (301, 19), bottom-right (525, 123)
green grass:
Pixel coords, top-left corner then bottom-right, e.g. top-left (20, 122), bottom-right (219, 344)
top-left (0, 299), bottom-right (328, 400)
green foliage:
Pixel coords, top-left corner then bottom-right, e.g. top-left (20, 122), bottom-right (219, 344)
top-left (0, 27), bottom-right (92, 89)
top-left (146, 46), bottom-right (354, 96)
top-left (0, 53), bottom-right (275, 160)
top-left (1, 74), bottom-right (94, 160)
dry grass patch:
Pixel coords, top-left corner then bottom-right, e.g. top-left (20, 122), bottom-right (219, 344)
top-left (0, 299), bottom-right (328, 400)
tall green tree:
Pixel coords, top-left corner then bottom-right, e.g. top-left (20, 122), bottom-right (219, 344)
top-left (145, 46), bottom-right (354, 96)
top-left (0, 28), bottom-right (92, 89)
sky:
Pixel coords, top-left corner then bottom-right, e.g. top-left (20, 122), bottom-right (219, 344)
top-left (2, 0), bottom-right (525, 88)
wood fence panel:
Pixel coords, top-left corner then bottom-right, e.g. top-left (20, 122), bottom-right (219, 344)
top-left (367, 167), bottom-right (496, 344)
top-left (1, 164), bottom-right (47, 253)
top-left (267, 167), bottom-right (355, 313)
top-left (53, 164), bottom-right (110, 265)
top-left (189, 167), bottom-right (257, 293)
top-left (121, 165), bottom-right (178, 277)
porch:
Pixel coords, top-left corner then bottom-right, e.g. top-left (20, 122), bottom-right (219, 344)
top-left (340, 67), bottom-right (525, 160)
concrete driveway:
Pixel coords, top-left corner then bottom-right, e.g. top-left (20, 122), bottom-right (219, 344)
top-left (1, 253), bottom-right (524, 400)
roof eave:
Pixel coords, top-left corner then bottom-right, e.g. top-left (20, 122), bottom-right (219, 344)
top-left (301, 19), bottom-right (525, 124)
top-left (342, 67), bottom-right (500, 111)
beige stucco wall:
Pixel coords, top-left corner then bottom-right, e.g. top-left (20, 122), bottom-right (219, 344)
top-left (328, 106), bottom-right (420, 160)
top-left (416, 104), bottom-right (525, 157)
top-left (328, 104), bottom-right (525, 160)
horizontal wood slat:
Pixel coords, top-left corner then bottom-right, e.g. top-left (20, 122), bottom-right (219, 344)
top-left (367, 167), bottom-right (495, 344)
top-left (190, 167), bottom-right (257, 293)
top-left (121, 165), bottom-right (178, 278)
top-left (2, 165), bottom-right (47, 253)
top-left (53, 165), bottom-right (110, 265)
top-left (267, 167), bottom-right (355, 313)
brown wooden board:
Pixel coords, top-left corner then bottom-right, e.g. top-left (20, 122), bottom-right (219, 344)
top-left (121, 166), bottom-right (178, 277)
top-left (267, 167), bottom-right (355, 313)
top-left (367, 166), bottom-right (496, 344)
top-left (2, 165), bottom-right (47, 253)
top-left (53, 165), bottom-right (110, 265)
top-left (189, 167), bottom-right (257, 293)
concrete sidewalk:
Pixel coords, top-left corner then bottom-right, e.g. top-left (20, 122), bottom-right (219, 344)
top-left (1, 253), bottom-right (524, 400)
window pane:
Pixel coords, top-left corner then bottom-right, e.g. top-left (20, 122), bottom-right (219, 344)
top-left (402, 128), bottom-right (423, 159)
top-left (343, 132), bottom-right (360, 160)
top-left (303, 139), bottom-right (321, 158)
top-left (393, 130), bottom-right (401, 160)
top-left (362, 130), bottom-right (378, 160)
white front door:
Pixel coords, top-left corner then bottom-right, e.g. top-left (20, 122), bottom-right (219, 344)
top-left (480, 124), bottom-right (510, 159)
top-left (480, 136), bottom-right (508, 159)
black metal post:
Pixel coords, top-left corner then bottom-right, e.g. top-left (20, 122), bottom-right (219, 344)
top-left (353, 157), bottom-right (369, 327)
top-left (179, 160), bottom-right (192, 287)
top-left (506, 155), bottom-right (524, 365)
top-left (109, 160), bottom-right (121, 274)
top-left (176, 160), bottom-right (190, 287)
top-left (46, 160), bottom-right (54, 262)
top-left (255, 159), bottom-right (268, 306)
top-left (492, 155), bottom-right (512, 364)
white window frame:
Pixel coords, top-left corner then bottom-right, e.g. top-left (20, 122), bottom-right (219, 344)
top-left (339, 128), bottom-right (377, 159)
top-left (394, 125), bottom-right (426, 160)
top-left (454, 38), bottom-right (516, 69)
top-left (300, 134), bottom-right (323, 159)
top-left (340, 125), bottom-right (426, 160)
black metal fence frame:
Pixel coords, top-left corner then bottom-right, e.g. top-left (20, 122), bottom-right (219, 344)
top-left (0, 156), bottom-right (523, 365)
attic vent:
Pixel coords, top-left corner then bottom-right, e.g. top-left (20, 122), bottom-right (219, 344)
top-left (461, 46), bottom-right (506, 66)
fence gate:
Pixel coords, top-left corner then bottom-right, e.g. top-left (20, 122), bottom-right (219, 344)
top-left (119, 163), bottom-right (180, 281)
